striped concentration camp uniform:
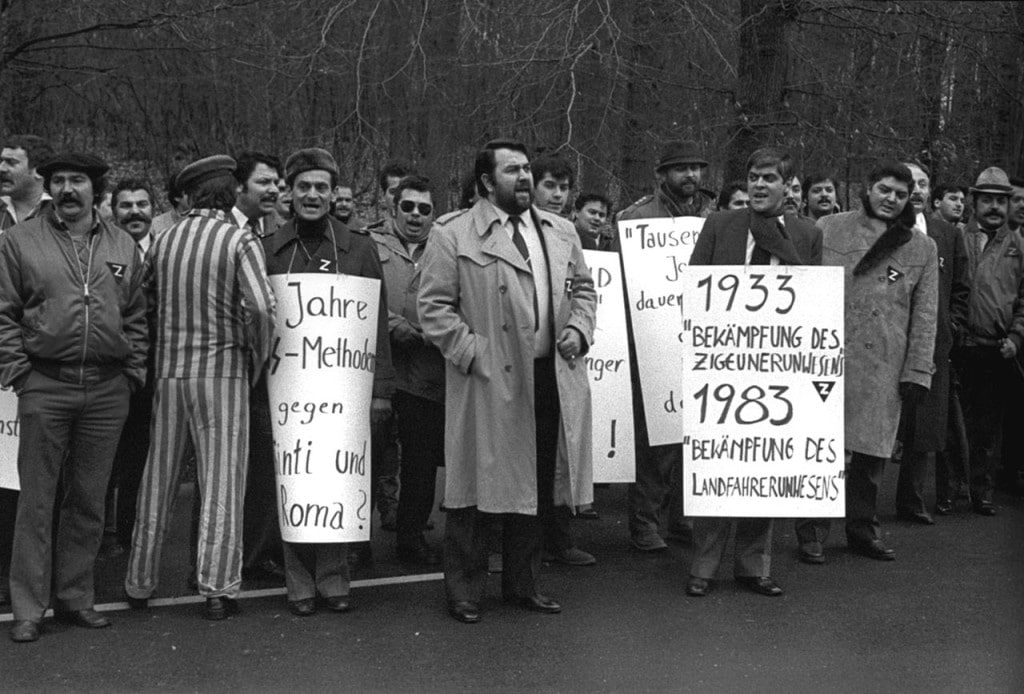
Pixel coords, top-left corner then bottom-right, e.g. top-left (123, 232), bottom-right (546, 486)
top-left (125, 209), bottom-right (274, 600)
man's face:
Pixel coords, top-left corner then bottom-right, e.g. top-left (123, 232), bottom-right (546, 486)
top-left (1009, 185), bottom-right (1024, 229)
top-left (867, 176), bottom-right (910, 221)
top-left (50, 169), bottom-right (95, 223)
top-left (275, 179), bottom-right (291, 217)
top-left (806, 179), bottom-right (836, 218)
top-left (783, 177), bottom-right (802, 214)
top-left (747, 165), bottom-right (786, 216)
top-left (395, 189), bottom-right (434, 239)
top-left (291, 170), bottom-right (335, 222)
top-left (660, 163), bottom-right (702, 200)
top-left (905, 164), bottom-right (930, 214)
top-left (935, 190), bottom-right (964, 224)
top-left (484, 148), bottom-right (532, 215)
top-left (974, 193), bottom-right (1008, 232)
top-left (236, 162), bottom-right (279, 218)
top-left (573, 200), bottom-right (608, 237)
top-left (533, 174), bottom-right (571, 215)
top-left (726, 189), bottom-right (750, 210)
top-left (113, 189), bottom-right (153, 237)
top-left (333, 186), bottom-right (354, 222)
top-left (0, 147), bottom-right (37, 198)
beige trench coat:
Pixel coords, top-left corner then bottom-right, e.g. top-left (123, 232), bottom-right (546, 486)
top-left (821, 211), bottom-right (938, 458)
top-left (417, 200), bottom-right (597, 514)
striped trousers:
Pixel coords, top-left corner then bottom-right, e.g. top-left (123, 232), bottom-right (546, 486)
top-left (125, 377), bottom-right (249, 599)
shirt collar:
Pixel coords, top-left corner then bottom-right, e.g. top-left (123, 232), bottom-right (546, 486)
top-left (271, 215), bottom-right (350, 255)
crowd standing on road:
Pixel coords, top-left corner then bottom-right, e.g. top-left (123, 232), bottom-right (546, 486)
top-left (1, 130), bottom-right (1023, 642)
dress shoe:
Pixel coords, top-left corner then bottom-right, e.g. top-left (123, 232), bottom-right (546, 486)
top-left (736, 576), bottom-right (783, 597)
top-left (934, 499), bottom-right (953, 516)
top-left (203, 596), bottom-right (240, 621)
top-left (54, 608), bottom-right (111, 629)
top-left (506, 594), bottom-right (561, 614)
top-left (125, 593), bottom-right (149, 610)
top-left (897, 509), bottom-right (935, 525)
top-left (850, 540), bottom-right (896, 561)
top-left (973, 501), bottom-right (996, 516)
top-left (10, 620), bottom-right (39, 643)
top-left (686, 576), bottom-right (710, 597)
top-left (629, 532), bottom-right (668, 552)
top-left (576, 506), bottom-right (600, 520)
top-left (324, 596), bottom-right (350, 612)
top-left (448, 600), bottom-right (481, 624)
top-left (545, 547), bottom-right (597, 567)
top-left (799, 543), bottom-right (826, 565)
top-left (396, 538), bottom-right (442, 566)
top-left (289, 598), bottom-right (316, 617)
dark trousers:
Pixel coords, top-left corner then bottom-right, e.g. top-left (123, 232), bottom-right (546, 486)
top-left (796, 452), bottom-right (886, 549)
top-left (959, 346), bottom-right (1018, 503)
top-left (690, 517), bottom-right (774, 579)
top-left (106, 382), bottom-right (153, 548)
top-left (443, 358), bottom-right (558, 604)
top-left (11, 371), bottom-right (129, 621)
top-left (393, 391), bottom-right (444, 548)
top-left (242, 387), bottom-right (282, 572)
top-left (936, 385), bottom-right (970, 503)
top-left (1, 487), bottom-right (17, 598)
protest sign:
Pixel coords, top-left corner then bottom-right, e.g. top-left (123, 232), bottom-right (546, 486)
top-left (0, 387), bottom-right (18, 490)
top-left (583, 250), bottom-right (635, 482)
top-left (616, 215), bottom-right (704, 446)
top-left (681, 266), bottom-right (845, 517)
top-left (267, 273), bottom-right (380, 543)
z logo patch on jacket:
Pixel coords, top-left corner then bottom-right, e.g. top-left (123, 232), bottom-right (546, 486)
top-left (1006, 247), bottom-right (1021, 258)
top-left (886, 266), bottom-right (904, 284)
top-left (106, 262), bottom-right (127, 282)
top-left (317, 259), bottom-right (333, 273)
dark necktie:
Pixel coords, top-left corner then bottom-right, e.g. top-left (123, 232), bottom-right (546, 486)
top-left (751, 219), bottom-right (787, 265)
top-left (509, 215), bottom-right (538, 329)
top-left (247, 217), bottom-right (261, 237)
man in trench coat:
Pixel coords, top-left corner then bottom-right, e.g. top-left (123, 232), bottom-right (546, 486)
top-left (418, 139), bottom-right (596, 624)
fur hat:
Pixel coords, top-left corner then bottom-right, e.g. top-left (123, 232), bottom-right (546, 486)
top-left (284, 148), bottom-right (339, 186)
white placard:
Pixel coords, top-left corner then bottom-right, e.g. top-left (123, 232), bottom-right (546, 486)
top-left (681, 266), bottom-right (845, 517)
top-left (583, 250), bottom-right (635, 482)
top-left (616, 216), bottom-right (704, 446)
top-left (267, 273), bottom-right (380, 543)
top-left (0, 387), bottom-right (18, 490)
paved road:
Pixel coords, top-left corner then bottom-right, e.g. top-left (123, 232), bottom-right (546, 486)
top-left (3, 475), bottom-right (1023, 692)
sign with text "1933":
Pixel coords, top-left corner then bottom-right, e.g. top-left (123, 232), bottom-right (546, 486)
top-left (681, 266), bottom-right (845, 517)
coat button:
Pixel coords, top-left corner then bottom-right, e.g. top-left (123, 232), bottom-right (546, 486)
top-left (865, 342), bottom-right (873, 349)
top-left (871, 309), bottom-right (879, 316)
top-left (502, 324), bottom-right (509, 332)
top-left (504, 365), bottom-right (512, 373)
top-left (499, 285), bottom-right (507, 293)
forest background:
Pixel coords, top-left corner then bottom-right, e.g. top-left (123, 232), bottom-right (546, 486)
top-left (1, 0), bottom-right (1021, 213)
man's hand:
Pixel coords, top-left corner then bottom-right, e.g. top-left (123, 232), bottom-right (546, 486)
top-left (371, 397), bottom-right (392, 424)
top-left (899, 381), bottom-right (928, 406)
top-left (556, 327), bottom-right (583, 362)
top-left (1000, 337), bottom-right (1017, 360)
top-left (391, 320), bottom-right (424, 345)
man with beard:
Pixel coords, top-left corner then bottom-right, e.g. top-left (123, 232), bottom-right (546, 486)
top-left (0, 135), bottom-right (53, 232)
top-left (332, 184), bottom-right (356, 225)
top-left (419, 139), bottom-right (596, 623)
top-left (796, 162), bottom-right (937, 563)
top-left (613, 140), bottom-right (712, 552)
top-left (893, 162), bottom-right (969, 525)
top-left (803, 173), bottom-right (840, 221)
top-left (231, 151), bottom-right (281, 240)
top-left (958, 167), bottom-right (1024, 516)
top-left (262, 148), bottom-right (393, 616)
top-left (0, 153), bottom-right (147, 642)
top-left (572, 193), bottom-right (612, 250)
top-left (931, 185), bottom-right (967, 228)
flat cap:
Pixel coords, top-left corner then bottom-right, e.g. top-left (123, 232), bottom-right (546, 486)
top-left (970, 166), bottom-right (1012, 195)
top-left (177, 154), bottom-right (237, 192)
top-left (656, 140), bottom-right (708, 170)
top-left (36, 152), bottom-right (109, 179)
top-left (284, 148), bottom-right (339, 185)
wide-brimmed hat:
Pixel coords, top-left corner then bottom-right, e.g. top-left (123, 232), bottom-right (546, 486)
top-left (656, 140), bottom-right (708, 170)
top-left (970, 166), bottom-right (1012, 195)
top-left (36, 152), bottom-right (109, 180)
top-left (176, 155), bottom-right (237, 192)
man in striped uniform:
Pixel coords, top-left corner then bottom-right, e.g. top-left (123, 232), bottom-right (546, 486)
top-left (124, 155), bottom-right (275, 621)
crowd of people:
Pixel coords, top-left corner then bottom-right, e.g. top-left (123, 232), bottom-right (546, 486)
top-left (0, 132), bottom-right (1021, 643)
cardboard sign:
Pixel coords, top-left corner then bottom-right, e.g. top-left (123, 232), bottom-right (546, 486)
top-left (681, 266), bottom-right (845, 517)
top-left (0, 387), bottom-right (18, 490)
top-left (616, 216), bottom-right (704, 446)
top-left (267, 273), bottom-right (380, 542)
top-left (582, 250), bottom-right (635, 482)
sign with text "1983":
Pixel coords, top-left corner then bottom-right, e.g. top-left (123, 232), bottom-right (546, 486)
top-left (681, 266), bottom-right (845, 517)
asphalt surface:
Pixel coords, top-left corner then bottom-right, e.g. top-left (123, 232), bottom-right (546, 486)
top-left (2, 470), bottom-right (1023, 693)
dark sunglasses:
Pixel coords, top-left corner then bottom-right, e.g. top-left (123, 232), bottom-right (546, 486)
top-left (399, 200), bottom-right (433, 216)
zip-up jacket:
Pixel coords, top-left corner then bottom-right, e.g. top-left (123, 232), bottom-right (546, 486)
top-left (0, 209), bottom-right (148, 392)
top-left (962, 220), bottom-right (1024, 349)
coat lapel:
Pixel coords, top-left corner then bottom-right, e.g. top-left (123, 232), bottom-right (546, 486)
top-left (473, 200), bottom-right (531, 273)
top-left (749, 210), bottom-right (804, 265)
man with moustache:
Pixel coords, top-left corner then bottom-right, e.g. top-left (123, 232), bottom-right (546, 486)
top-left (893, 162), bottom-right (969, 524)
top-left (0, 135), bottom-right (54, 232)
top-left (614, 140), bottom-right (712, 552)
top-left (803, 173), bottom-right (840, 221)
top-left (418, 139), bottom-right (596, 623)
top-left (931, 185), bottom-right (967, 228)
top-left (685, 147), bottom-right (821, 598)
top-left (783, 176), bottom-right (803, 215)
top-left (231, 151), bottom-right (281, 240)
top-left (797, 162), bottom-right (937, 563)
top-left (958, 167), bottom-right (1024, 516)
top-left (333, 184), bottom-right (356, 225)
top-left (0, 153), bottom-right (147, 642)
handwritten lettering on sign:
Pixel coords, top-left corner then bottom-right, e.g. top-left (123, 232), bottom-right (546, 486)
top-left (681, 266), bottom-right (845, 517)
top-left (0, 386), bottom-right (19, 490)
top-left (616, 216), bottom-right (705, 446)
top-left (267, 274), bottom-right (380, 542)
top-left (582, 250), bottom-right (635, 482)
